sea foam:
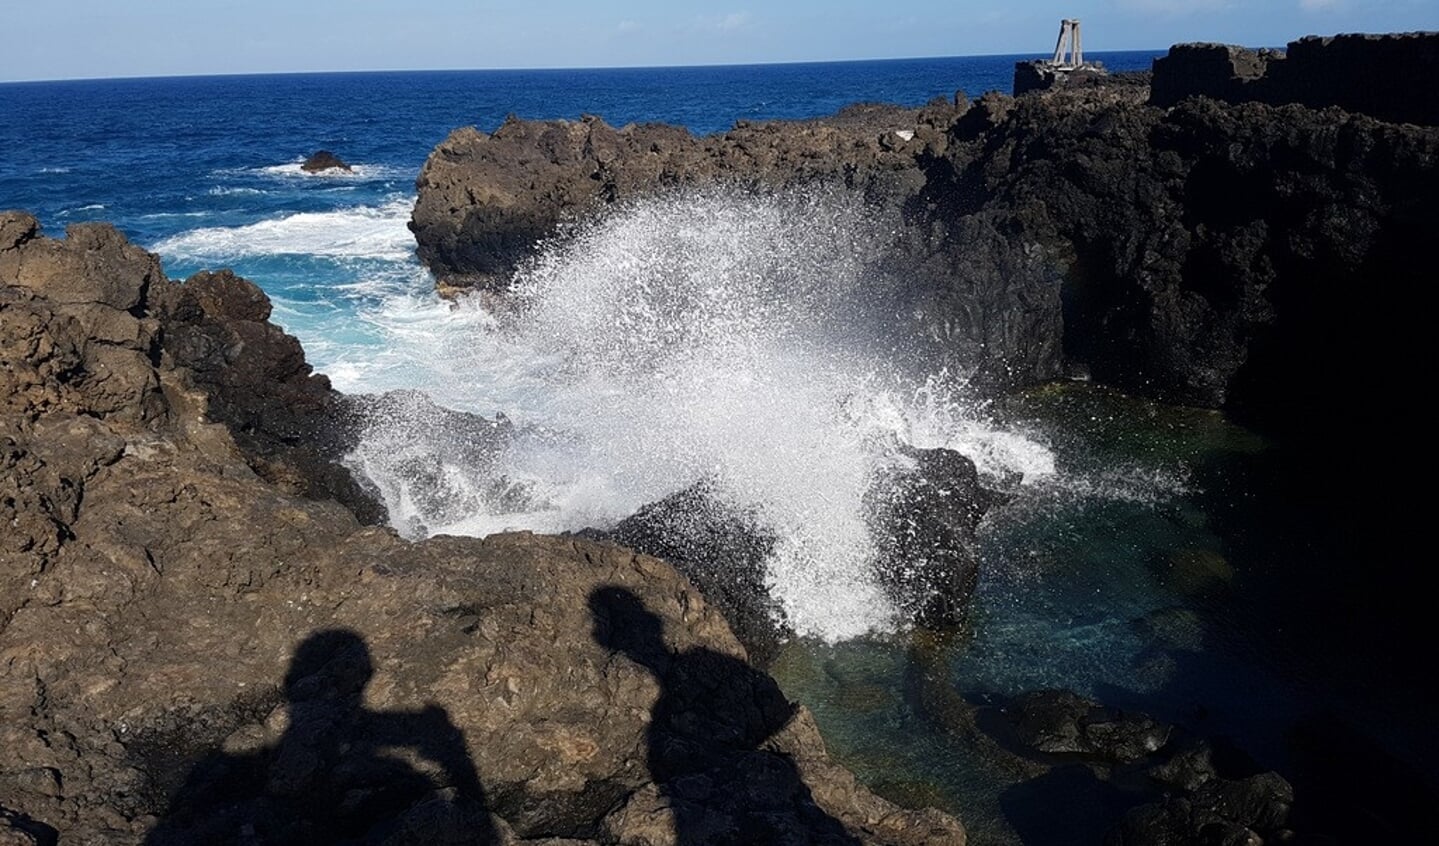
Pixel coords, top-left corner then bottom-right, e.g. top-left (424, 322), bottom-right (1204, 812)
top-left (346, 189), bottom-right (1061, 641)
top-left (152, 197), bottom-right (416, 262)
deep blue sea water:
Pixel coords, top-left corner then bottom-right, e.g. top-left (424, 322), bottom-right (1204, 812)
top-left (9, 52), bottom-right (1429, 843)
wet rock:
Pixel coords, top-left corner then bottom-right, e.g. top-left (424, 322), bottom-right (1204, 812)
top-left (1, 217), bottom-right (962, 844)
top-left (1005, 690), bottom-right (1172, 764)
top-left (300, 150), bottom-right (352, 173)
top-left (601, 480), bottom-right (789, 665)
top-left (344, 390), bottom-right (520, 537)
top-left (1108, 738), bottom-right (1294, 845)
top-left (867, 446), bottom-right (992, 629)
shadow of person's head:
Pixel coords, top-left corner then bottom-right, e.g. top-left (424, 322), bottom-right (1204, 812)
top-left (589, 586), bottom-right (669, 672)
top-left (283, 628), bottom-right (374, 704)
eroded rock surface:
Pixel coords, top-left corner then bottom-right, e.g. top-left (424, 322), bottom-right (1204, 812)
top-left (0, 213), bottom-right (964, 844)
top-left (411, 63), bottom-right (1439, 425)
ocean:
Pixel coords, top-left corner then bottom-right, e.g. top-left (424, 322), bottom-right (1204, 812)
top-left (8, 52), bottom-right (1418, 843)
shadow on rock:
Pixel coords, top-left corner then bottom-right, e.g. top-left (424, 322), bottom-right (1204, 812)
top-left (145, 629), bottom-right (496, 845)
top-left (588, 586), bottom-right (860, 845)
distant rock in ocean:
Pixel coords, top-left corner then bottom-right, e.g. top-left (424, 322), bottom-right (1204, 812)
top-left (300, 149), bottom-right (352, 173)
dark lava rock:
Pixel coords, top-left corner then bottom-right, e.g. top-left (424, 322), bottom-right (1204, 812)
top-left (1013, 60), bottom-right (1109, 96)
top-left (1005, 690), bottom-right (1172, 764)
top-left (0, 212), bottom-right (965, 845)
top-left (411, 48), bottom-right (1439, 427)
top-left (602, 481), bottom-right (789, 666)
top-left (867, 446), bottom-right (993, 630)
top-left (300, 150), bottom-right (352, 173)
top-left (409, 103), bottom-right (964, 293)
top-left (345, 390), bottom-right (523, 538)
top-left (600, 443), bottom-right (999, 663)
top-left (1152, 33), bottom-right (1439, 126)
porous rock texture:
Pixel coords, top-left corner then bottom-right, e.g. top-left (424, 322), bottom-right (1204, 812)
top-left (411, 57), bottom-right (1439, 433)
top-left (0, 213), bottom-right (964, 845)
top-left (409, 101), bottom-right (963, 296)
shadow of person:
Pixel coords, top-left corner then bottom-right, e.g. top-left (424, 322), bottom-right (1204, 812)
top-left (145, 629), bottom-right (496, 845)
top-left (588, 586), bottom-right (859, 845)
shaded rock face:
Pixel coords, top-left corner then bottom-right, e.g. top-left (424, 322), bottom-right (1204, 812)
top-left (601, 481), bottom-right (789, 666)
top-left (929, 85), bottom-right (1439, 436)
top-left (865, 447), bottom-right (992, 630)
top-left (300, 150), bottom-right (353, 173)
top-left (597, 445), bottom-right (998, 663)
top-left (1004, 690), bottom-right (1171, 765)
top-left (409, 102), bottom-right (964, 293)
top-left (411, 61), bottom-right (1438, 428)
top-left (1151, 33), bottom-right (1439, 126)
top-left (0, 213), bottom-right (965, 844)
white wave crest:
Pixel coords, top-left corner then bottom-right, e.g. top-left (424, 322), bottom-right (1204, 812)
top-left (346, 188), bottom-right (1060, 642)
top-left (257, 161), bottom-right (411, 180)
top-left (151, 198), bottom-right (416, 262)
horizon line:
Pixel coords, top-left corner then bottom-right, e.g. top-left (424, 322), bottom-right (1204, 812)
top-left (0, 46), bottom-right (1187, 86)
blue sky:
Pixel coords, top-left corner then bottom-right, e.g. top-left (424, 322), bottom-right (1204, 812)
top-left (2, 1), bottom-right (1434, 82)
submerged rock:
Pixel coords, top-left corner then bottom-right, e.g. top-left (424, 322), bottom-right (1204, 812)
top-left (0, 214), bottom-right (965, 845)
top-left (1004, 690), bottom-right (1172, 765)
top-left (300, 149), bottom-right (352, 173)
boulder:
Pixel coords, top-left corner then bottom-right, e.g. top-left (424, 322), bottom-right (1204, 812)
top-left (0, 216), bottom-right (965, 845)
top-left (601, 481), bottom-right (790, 665)
top-left (1004, 690), bottom-right (1172, 764)
top-left (300, 150), bottom-right (353, 173)
top-left (866, 447), bottom-right (994, 629)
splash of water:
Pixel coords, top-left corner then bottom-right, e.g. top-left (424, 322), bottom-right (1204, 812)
top-left (348, 188), bottom-right (1060, 640)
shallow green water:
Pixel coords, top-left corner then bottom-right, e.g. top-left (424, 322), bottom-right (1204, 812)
top-left (768, 383), bottom-right (1323, 843)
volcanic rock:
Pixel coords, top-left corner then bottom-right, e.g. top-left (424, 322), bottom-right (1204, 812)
top-left (411, 50), bottom-right (1439, 426)
top-left (866, 446), bottom-right (993, 630)
top-left (1151, 32), bottom-right (1439, 126)
top-left (300, 150), bottom-right (353, 173)
top-left (0, 212), bottom-right (965, 844)
top-left (602, 481), bottom-right (789, 665)
top-left (409, 102), bottom-right (964, 292)
top-left (1004, 690), bottom-right (1172, 765)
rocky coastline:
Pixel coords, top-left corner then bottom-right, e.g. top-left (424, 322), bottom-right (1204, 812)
top-left (0, 215), bottom-right (964, 844)
top-left (4, 29), bottom-right (1438, 846)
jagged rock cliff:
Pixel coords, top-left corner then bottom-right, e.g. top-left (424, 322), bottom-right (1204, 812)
top-left (1150, 32), bottom-right (1439, 126)
top-left (410, 46), bottom-right (1439, 433)
top-left (0, 213), bottom-right (964, 845)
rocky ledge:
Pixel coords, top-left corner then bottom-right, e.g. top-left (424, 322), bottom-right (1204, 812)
top-left (0, 213), bottom-right (964, 845)
top-left (411, 32), bottom-right (1439, 435)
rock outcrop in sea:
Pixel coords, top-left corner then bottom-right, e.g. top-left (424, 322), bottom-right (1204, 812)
top-left (0, 213), bottom-right (965, 845)
top-left (301, 150), bottom-right (354, 173)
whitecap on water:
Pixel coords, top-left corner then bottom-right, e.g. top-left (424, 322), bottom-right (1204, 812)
top-left (256, 161), bottom-right (412, 180)
top-left (151, 197), bottom-right (416, 262)
top-left (207, 186), bottom-right (266, 197)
